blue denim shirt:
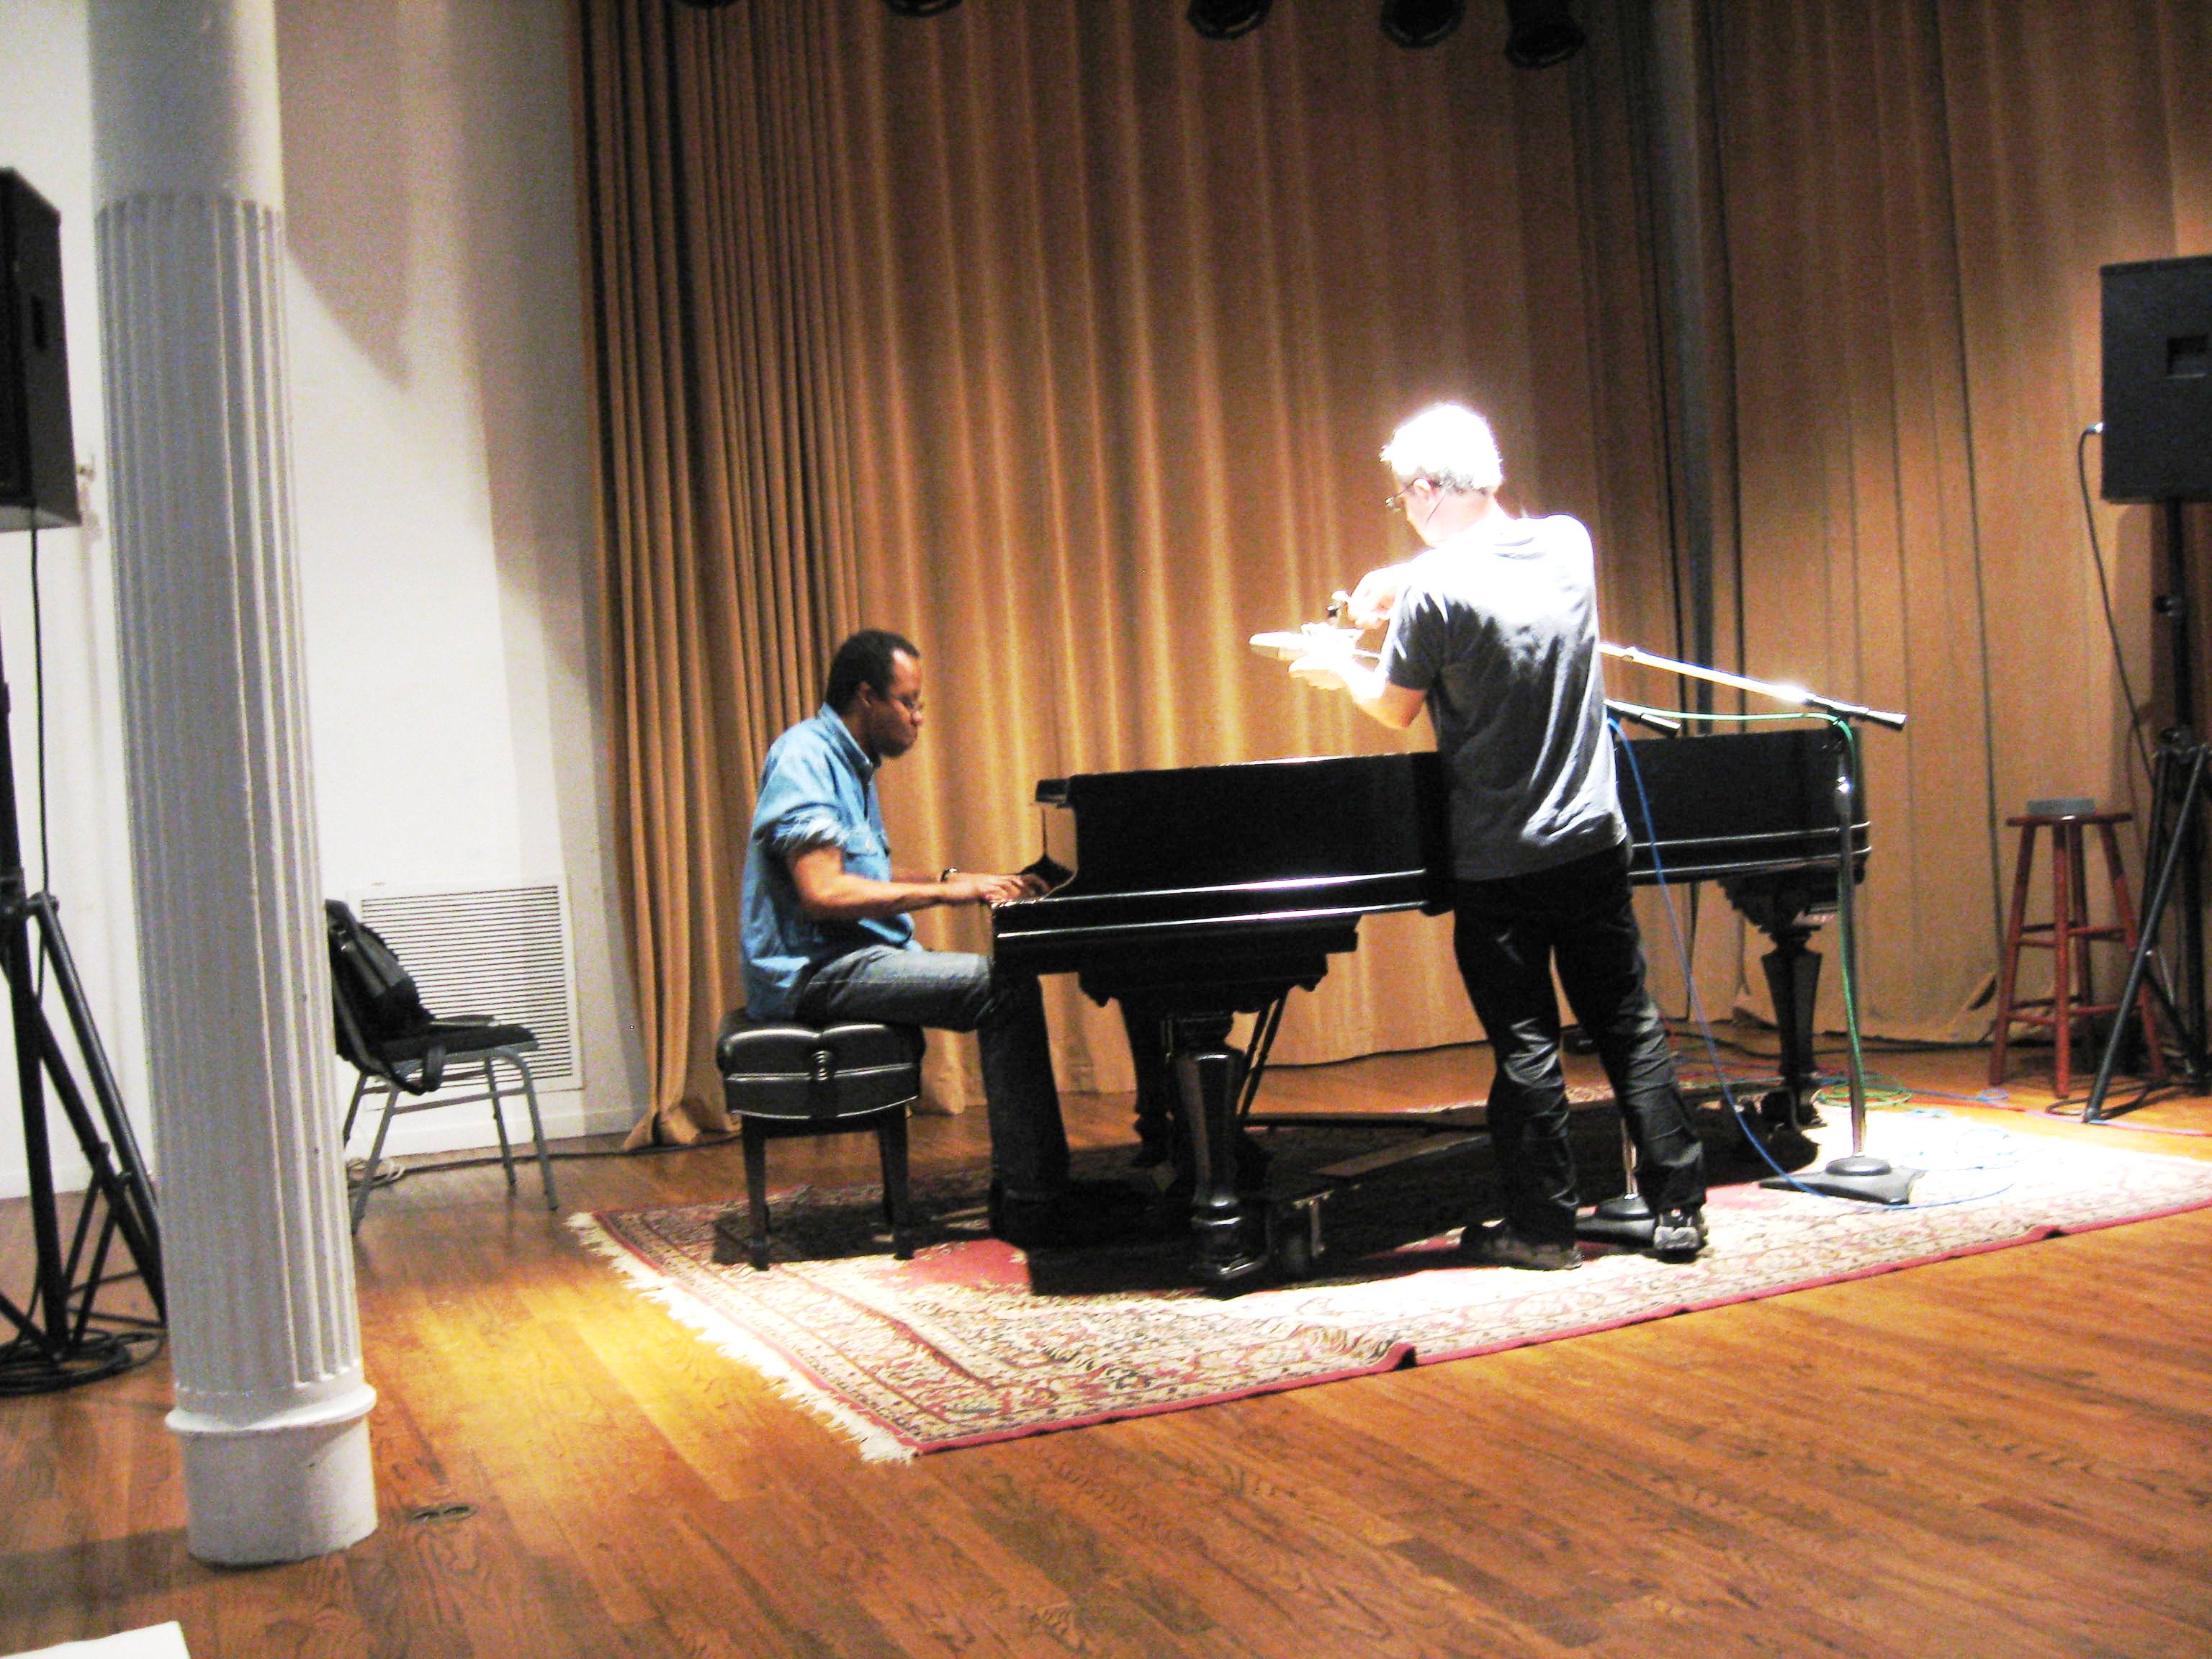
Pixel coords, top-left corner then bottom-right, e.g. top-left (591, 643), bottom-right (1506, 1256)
top-left (740, 706), bottom-right (918, 1017)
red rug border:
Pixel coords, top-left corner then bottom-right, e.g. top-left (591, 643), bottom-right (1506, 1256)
top-left (896, 1190), bottom-right (2212, 1454)
top-left (1411, 1190), bottom-right (2212, 1371)
top-left (909, 1342), bottom-right (1421, 1455)
top-left (583, 1212), bottom-right (1420, 1456)
top-left (581, 1177), bottom-right (2212, 1458)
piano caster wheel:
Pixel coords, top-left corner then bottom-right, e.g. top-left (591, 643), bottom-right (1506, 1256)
top-left (1268, 1199), bottom-right (1322, 1280)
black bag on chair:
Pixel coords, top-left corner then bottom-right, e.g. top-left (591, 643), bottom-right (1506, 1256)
top-left (325, 901), bottom-right (430, 1039)
top-left (325, 899), bottom-right (556, 1226)
top-left (325, 899), bottom-right (460, 1092)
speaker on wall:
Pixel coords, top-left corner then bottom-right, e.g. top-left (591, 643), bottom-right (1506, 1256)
top-left (2102, 253), bottom-right (2212, 504)
top-left (1, 171), bottom-right (78, 532)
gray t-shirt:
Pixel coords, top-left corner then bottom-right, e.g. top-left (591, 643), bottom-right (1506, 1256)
top-left (1377, 513), bottom-right (1625, 879)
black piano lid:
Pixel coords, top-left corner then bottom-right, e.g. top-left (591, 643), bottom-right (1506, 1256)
top-left (1023, 729), bottom-right (1864, 898)
top-left (1031, 751), bottom-right (1454, 897)
top-left (1619, 727), bottom-right (1869, 882)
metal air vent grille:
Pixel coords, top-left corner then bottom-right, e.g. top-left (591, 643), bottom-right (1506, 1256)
top-left (354, 882), bottom-right (581, 1089)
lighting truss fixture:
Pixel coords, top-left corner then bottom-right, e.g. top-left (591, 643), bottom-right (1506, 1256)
top-left (1380, 0), bottom-right (1464, 48)
top-left (1188, 0), bottom-right (1272, 39)
top-left (1503, 0), bottom-right (1585, 67)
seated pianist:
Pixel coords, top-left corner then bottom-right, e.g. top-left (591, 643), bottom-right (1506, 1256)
top-left (738, 627), bottom-right (1156, 1250)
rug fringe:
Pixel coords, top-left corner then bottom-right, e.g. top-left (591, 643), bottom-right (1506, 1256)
top-left (566, 1213), bottom-right (916, 1464)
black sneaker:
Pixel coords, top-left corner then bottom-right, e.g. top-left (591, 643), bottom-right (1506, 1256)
top-left (1458, 1222), bottom-right (1581, 1271)
top-left (989, 1178), bottom-right (1160, 1250)
top-left (1650, 1207), bottom-right (1708, 1262)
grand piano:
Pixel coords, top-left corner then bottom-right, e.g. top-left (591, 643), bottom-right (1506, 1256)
top-left (992, 729), bottom-right (1869, 1284)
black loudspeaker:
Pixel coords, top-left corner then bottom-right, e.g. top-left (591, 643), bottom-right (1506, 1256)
top-left (2102, 253), bottom-right (2212, 504)
top-left (0, 171), bottom-right (78, 532)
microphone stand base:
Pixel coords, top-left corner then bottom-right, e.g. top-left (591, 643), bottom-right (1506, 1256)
top-left (1576, 1192), bottom-right (1657, 1248)
top-left (1764, 1154), bottom-right (1920, 1207)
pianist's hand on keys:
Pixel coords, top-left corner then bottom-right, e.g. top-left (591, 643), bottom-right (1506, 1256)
top-left (942, 871), bottom-right (1045, 907)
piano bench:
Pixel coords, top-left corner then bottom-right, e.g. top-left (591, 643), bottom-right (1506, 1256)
top-left (710, 1010), bottom-right (923, 1270)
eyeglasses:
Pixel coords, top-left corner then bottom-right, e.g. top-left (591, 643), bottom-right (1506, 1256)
top-left (878, 690), bottom-right (924, 715)
top-left (1383, 479), bottom-right (1429, 512)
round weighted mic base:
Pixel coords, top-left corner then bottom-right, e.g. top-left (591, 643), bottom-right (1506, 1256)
top-left (1578, 1120), bottom-right (1658, 1245)
top-left (1575, 1192), bottom-right (1657, 1248)
top-left (1763, 1152), bottom-right (1921, 1207)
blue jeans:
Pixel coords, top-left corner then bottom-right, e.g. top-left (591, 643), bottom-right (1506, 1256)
top-left (1453, 842), bottom-right (1707, 1245)
top-left (796, 946), bottom-right (1070, 1202)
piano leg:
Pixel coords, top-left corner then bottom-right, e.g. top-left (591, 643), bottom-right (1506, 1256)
top-left (1760, 925), bottom-right (1824, 1130)
top-left (1169, 1012), bottom-right (1266, 1285)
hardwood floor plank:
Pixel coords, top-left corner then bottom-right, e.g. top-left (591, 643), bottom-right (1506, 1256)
top-left (1012, 1413), bottom-right (1588, 1658)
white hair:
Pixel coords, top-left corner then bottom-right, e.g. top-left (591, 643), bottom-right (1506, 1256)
top-left (1380, 403), bottom-right (1504, 494)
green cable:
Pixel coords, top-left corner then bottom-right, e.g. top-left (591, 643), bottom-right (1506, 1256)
top-left (1812, 1074), bottom-right (1915, 1110)
top-left (1825, 716), bottom-right (1876, 1123)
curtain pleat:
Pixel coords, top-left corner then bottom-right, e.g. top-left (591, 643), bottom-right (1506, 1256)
top-left (581, 1), bottom-right (866, 1141)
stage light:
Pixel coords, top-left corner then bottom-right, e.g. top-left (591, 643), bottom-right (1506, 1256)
top-left (1188, 0), bottom-right (1272, 39)
top-left (1503, 0), bottom-right (1585, 67)
top-left (1380, 0), bottom-right (1463, 49)
top-left (884, 0), bottom-right (965, 14)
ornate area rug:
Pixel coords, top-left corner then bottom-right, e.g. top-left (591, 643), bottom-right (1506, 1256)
top-left (572, 1110), bottom-right (2212, 1460)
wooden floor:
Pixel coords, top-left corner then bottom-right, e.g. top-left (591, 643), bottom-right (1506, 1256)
top-left (4, 1037), bottom-right (2211, 1659)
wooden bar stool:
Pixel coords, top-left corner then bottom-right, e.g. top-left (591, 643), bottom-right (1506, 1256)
top-left (1990, 803), bottom-right (2164, 1097)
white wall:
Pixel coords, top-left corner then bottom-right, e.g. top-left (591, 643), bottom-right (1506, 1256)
top-left (0, 0), bottom-right (647, 1198)
top-left (277, 0), bottom-right (645, 1161)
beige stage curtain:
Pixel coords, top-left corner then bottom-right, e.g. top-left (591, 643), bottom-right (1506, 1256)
top-left (575, 0), bottom-right (1679, 1128)
top-left (577, 1), bottom-right (869, 1141)
top-left (1706, 0), bottom-right (2212, 1043)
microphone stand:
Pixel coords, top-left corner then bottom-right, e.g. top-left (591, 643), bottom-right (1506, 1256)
top-left (1601, 642), bottom-right (1920, 1205)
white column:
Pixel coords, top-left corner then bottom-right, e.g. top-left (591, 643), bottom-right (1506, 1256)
top-left (89, 0), bottom-right (376, 1565)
